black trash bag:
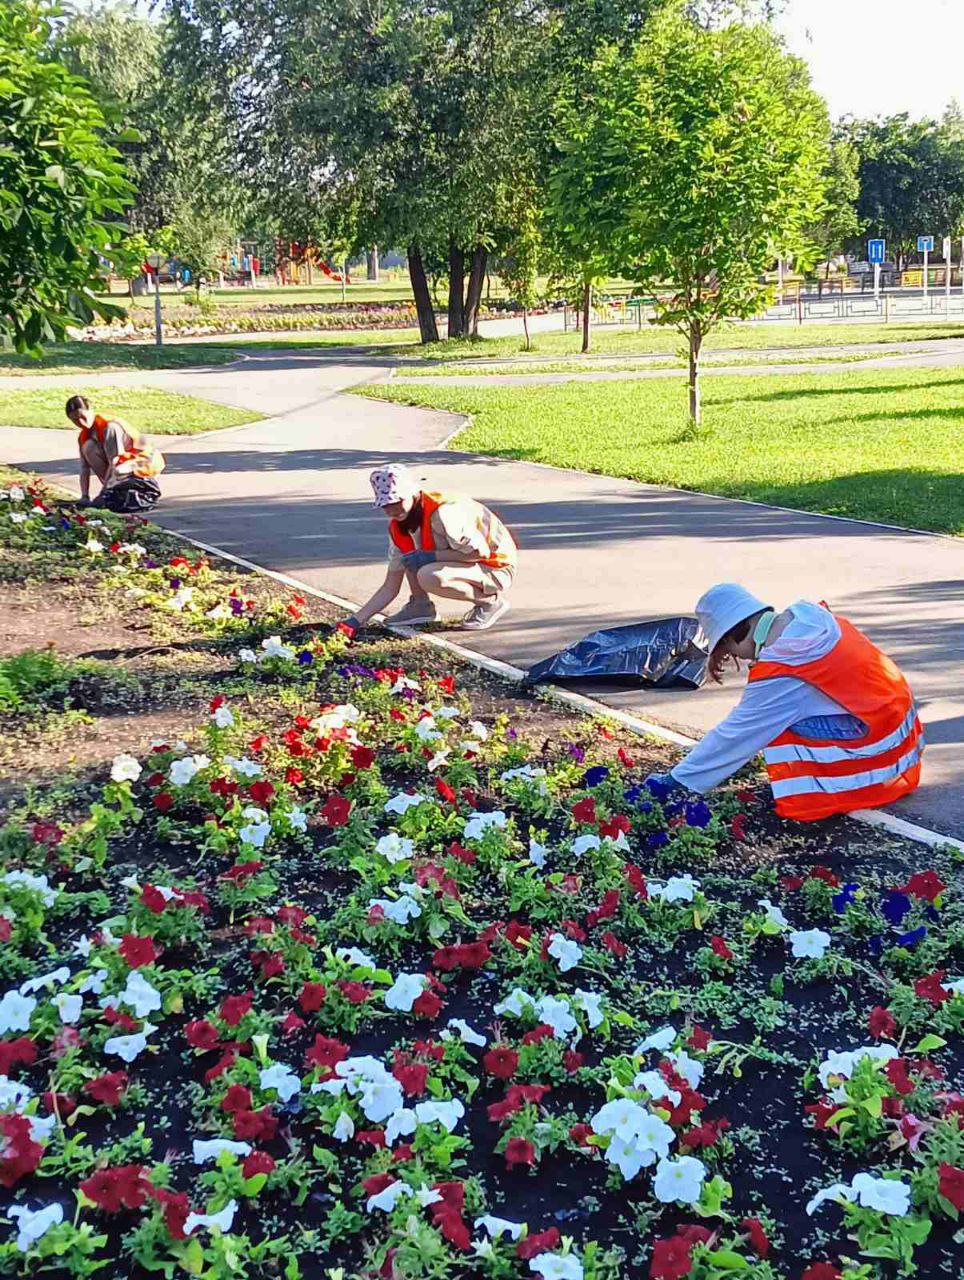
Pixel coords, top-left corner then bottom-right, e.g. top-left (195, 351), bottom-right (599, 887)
top-left (524, 617), bottom-right (708, 690)
top-left (100, 477), bottom-right (161, 514)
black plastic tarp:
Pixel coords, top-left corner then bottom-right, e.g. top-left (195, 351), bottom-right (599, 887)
top-left (524, 617), bottom-right (707, 690)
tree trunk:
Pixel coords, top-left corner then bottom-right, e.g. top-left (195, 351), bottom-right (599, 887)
top-left (581, 279), bottom-right (591, 353)
top-left (367, 246), bottom-right (379, 281)
top-left (447, 241), bottom-right (466, 338)
top-left (464, 244), bottom-right (487, 337)
top-left (688, 324), bottom-right (702, 426)
top-left (408, 245), bottom-right (439, 344)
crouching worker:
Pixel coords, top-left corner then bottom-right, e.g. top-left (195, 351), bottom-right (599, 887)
top-left (644, 583), bottom-right (923, 821)
top-left (339, 464), bottom-right (516, 636)
top-left (66, 395), bottom-right (165, 513)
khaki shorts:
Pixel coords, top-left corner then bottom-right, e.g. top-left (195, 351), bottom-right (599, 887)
top-left (421, 562), bottom-right (514, 601)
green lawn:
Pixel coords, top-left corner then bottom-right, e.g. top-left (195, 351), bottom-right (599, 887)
top-left (0, 386), bottom-right (262, 435)
top-left (397, 350), bottom-right (887, 377)
top-left (356, 367), bottom-right (964, 535)
top-left (0, 342), bottom-right (241, 377)
top-left (411, 320), bottom-right (964, 362)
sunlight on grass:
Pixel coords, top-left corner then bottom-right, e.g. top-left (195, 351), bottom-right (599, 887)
top-left (0, 385), bottom-right (263, 435)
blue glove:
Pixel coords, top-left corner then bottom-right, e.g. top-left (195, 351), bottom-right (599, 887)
top-left (643, 772), bottom-right (685, 802)
top-left (401, 550), bottom-right (436, 572)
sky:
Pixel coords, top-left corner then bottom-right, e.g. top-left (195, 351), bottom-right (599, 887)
top-left (776, 0), bottom-right (964, 120)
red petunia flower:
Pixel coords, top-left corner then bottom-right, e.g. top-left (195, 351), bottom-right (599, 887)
top-left (184, 1020), bottom-right (220, 1051)
top-left (915, 971), bottom-right (951, 1007)
top-left (868, 1005), bottom-right (897, 1039)
top-left (564, 1050), bottom-right (584, 1073)
top-left (412, 988), bottom-right (444, 1019)
top-left (435, 778), bottom-right (457, 804)
top-left (688, 1024), bottom-right (712, 1051)
top-left (336, 980), bottom-right (371, 1005)
top-left (885, 1058), bottom-right (915, 1096)
top-left (483, 1046), bottom-right (519, 1080)
top-left (233, 1107), bottom-right (278, 1142)
top-left (153, 792), bottom-right (175, 813)
top-left (141, 885), bottom-right (169, 914)
top-left (741, 1217), bottom-right (769, 1258)
top-left (801, 1266), bottom-right (842, 1280)
top-left (149, 1186), bottom-right (191, 1240)
top-left (517, 1228), bottom-right (560, 1260)
top-left (0, 1114), bottom-right (43, 1187)
top-left (392, 1061), bottom-right (429, 1097)
top-left (221, 1083), bottom-right (254, 1114)
top-left (248, 780), bottom-right (275, 805)
top-left (624, 863), bottom-right (648, 898)
top-left (0, 1037), bottom-right (37, 1076)
top-left (242, 1151), bottom-right (276, 1180)
top-left (119, 934), bottom-right (160, 968)
top-left (504, 1137), bottom-right (536, 1169)
top-left (709, 936), bottom-right (733, 961)
top-left (305, 1035), bottom-right (349, 1071)
top-left (220, 992), bottom-right (254, 1027)
top-left (80, 1164), bottom-right (151, 1213)
top-left (601, 931), bottom-right (628, 957)
top-left (298, 981), bottom-right (327, 1013)
top-left (649, 1237), bottom-right (694, 1280)
top-left (321, 795), bottom-right (351, 826)
top-left (901, 870), bottom-right (946, 902)
top-left (84, 1072), bottom-right (128, 1106)
top-left (938, 1162), bottom-right (964, 1210)
top-left (571, 797), bottom-right (597, 825)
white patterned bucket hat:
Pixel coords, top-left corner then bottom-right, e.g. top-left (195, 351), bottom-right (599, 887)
top-left (370, 463), bottom-right (420, 507)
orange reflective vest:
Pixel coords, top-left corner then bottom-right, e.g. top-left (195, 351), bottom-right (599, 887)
top-left (388, 491), bottom-right (516, 570)
top-left (79, 415), bottom-right (165, 479)
top-left (748, 613), bottom-right (923, 821)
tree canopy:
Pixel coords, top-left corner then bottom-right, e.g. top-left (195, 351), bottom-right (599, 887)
top-left (0, 0), bottom-right (131, 350)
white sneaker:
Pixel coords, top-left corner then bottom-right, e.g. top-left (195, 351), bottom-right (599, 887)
top-left (461, 598), bottom-right (510, 631)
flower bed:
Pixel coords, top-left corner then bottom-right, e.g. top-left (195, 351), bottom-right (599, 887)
top-left (0, 478), bottom-right (963, 1280)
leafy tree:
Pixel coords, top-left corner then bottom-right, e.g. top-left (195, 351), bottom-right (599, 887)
top-left (554, 3), bottom-right (828, 422)
top-left (496, 199), bottom-right (542, 351)
top-left (811, 133), bottom-right (862, 274)
top-left (843, 114), bottom-right (964, 267)
top-left (0, 0), bottom-right (132, 350)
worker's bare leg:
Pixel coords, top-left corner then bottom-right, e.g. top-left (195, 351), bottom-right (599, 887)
top-left (416, 564), bottom-right (479, 603)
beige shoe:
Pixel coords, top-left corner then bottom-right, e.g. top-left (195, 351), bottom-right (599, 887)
top-left (385, 597), bottom-right (439, 626)
top-left (461, 598), bottom-right (510, 631)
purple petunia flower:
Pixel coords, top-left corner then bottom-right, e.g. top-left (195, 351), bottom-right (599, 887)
top-left (583, 766), bottom-right (610, 788)
top-left (868, 935), bottom-right (883, 955)
top-left (646, 831), bottom-right (670, 849)
top-left (645, 776), bottom-right (678, 804)
top-left (896, 925), bottom-right (927, 948)
top-left (564, 743), bottom-right (586, 763)
top-left (143, 558), bottom-right (158, 569)
top-left (880, 891), bottom-right (912, 926)
top-left (59, 517), bottom-right (71, 530)
top-left (832, 883), bottom-right (859, 913)
top-left (297, 651), bottom-right (314, 666)
top-left (169, 577), bottom-right (181, 590)
top-left (506, 727), bottom-right (518, 741)
top-left (623, 784), bottom-right (646, 805)
top-left (684, 800), bottom-right (712, 829)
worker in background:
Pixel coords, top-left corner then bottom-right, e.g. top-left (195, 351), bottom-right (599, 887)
top-left (65, 395), bottom-right (165, 513)
top-left (339, 463), bottom-right (516, 635)
top-left (644, 583), bottom-right (923, 821)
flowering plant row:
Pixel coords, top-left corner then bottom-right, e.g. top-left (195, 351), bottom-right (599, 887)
top-left (0, 479), bottom-right (962, 1280)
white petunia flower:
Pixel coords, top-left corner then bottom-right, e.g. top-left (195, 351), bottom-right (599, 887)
top-left (167, 586), bottom-right (193, 610)
top-left (261, 635), bottom-right (294, 660)
top-left (238, 648), bottom-right (258, 664)
top-left (415, 1184), bottom-right (444, 1207)
top-left (444, 1018), bottom-right (487, 1047)
top-left (818, 1044), bottom-right (898, 1089)
top-left (192, 1139), bottom-right (251, 1164)
top-left (667, 1049), bottom-right (704, 1089)
top-left (637, 1026), bottom-right (676, 1055)
top-left (606, 1136), bottom-right (656, 1179)
top-left (184, 1200), bottom-right (237, 1236)
top-left (211, 705), bottom-right (234, 728)
top-left (332, 1111), bottom-right (355, 1142)
top-left (239, 820), bottom-right (271, 850)
top-left (758, 898), bottom-right (789, 930)
top-left (385, 1108), bottom-right (417, 1144)
top-left (463, 810), bottom-right (507, 841)
top-left (806, 1182), bottom-right (856, 1216)
top-left (650, 875), bottom-right (700, 904)
top-left (571, 834), bottom-right (601, 856)
top-left (653, 1155), bottom-right (706, 1205)
top-left (0, 1077), bottom-right (34, 1112)
top-left (535, 995), bottom-right (578, 1040)
top-left (259, 1063), bottom-right (301, 1102)
top-left (790, 928), bottom-right (832, 959)
top-left (288, 807), bottom-right (307, 833)
top-left (475, 1215), bottom-right (524, 1240)
top-left (384, 972), bottom-right (426, 1012)
top-left (4, 870), bottom-right (56, 906)
top-left (169, 755), bottom-right (205, 787)
top-left (20, 967), bottom-right (69, 995)
top-left (529, 1253), bottom-right (584, 1280)
top-left (371, 895), bottom-right (422, 925)
top-left (119, 971), bottom-right (162, 1019)
top-left (547, 933), bottom-right (582, 973)
top-left (360, 1080), bottom-right (405, 1124)
top-left (336, 946), bottom-right (378, 971)
top-left (367, 1180), bottom-right (413, 1213)
top-left (103, 1023), bottom-right (156, 1063)
top-left (9, 1204), bottom-right (64, 1252)
top-left (494, 988), bottom-right (536, 1019)
top-left (851, 1173), bottom-right (911, 1215)
top-left (414, 1098), bottom-right (465, 1131)
top-left (528, 839), bottom-right (548, 868)
top-left (78, 969), bottom-right (108, 995)
top-left (376, 833), bottom-right (414, 864)
top-left (572, 989), bottom-right (604, 1029)
top-left (592, 1097), bottom-right (649, 1143)
top-left (384, 792), bottom-right (426, 815)
top-left (54, 993), bottom-right (83, 1025)
top-left (225, 755), bottom-right (262, 779)
top-left (0, 991), bottom-right (37, 1034)
top-left (110, 753), bottom-right (142, 783)
top-left (632, 1070), bottom-right (680, 1106)
top-left (415, 717), bottom-right (441, 742)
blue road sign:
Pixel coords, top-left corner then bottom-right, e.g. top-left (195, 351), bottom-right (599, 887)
top-left (918, 235), bottom-right (935, 253)
top-left (868, 239), bottom-right (885, 264)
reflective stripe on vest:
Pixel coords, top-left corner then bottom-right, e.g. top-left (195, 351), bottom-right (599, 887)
top-left (389, 491), bottom-right (514, 569)
top-left (748, 612), bottom-right (922, 821)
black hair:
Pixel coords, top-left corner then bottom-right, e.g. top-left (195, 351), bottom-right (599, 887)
top-left (65, 395), bottom-right (90, 416)
top-left (708, 614), bottom-right (757, 683)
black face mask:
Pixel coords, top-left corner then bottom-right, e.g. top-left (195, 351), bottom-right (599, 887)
top-left (399, 499), bottom-right (422, 534)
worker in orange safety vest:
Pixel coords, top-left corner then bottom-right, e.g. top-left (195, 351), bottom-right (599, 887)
top-left (643, 583), bottom-right (923, 821)
top-left (338, 463), bottom-right (516, 636)
top-left (66, 394), bottom-right (165, 510)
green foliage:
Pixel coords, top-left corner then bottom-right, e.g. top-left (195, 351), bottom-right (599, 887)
top-left (550, 2), bottom-right (830, 418)
top-left (0, 647), bottom-right (78, 713)
top-left (0, 0), bottom-right (132, 350)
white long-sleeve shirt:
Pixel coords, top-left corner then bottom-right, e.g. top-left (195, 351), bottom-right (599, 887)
top-left (671, 601), bottom-right (859, 794)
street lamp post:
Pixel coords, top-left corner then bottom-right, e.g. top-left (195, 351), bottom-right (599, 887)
top-left (146, 252), bottom-right (165, 347)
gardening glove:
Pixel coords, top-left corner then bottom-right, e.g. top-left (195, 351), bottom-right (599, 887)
top-left (401, 549), bottom-right (436, 572)
top-left (336, 615), bottom-right (360, 639)
top-left (643, 772), bottom-right (686, 802)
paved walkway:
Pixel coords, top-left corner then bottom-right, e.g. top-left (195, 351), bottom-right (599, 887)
top-left (2, 345), bottom-right (962, 838)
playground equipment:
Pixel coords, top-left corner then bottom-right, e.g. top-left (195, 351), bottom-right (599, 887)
top-left (274, 241), bottom-right (351, 287)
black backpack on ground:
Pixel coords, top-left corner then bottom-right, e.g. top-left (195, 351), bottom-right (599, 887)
top-left (102, 477), bottom-right (162, 513)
